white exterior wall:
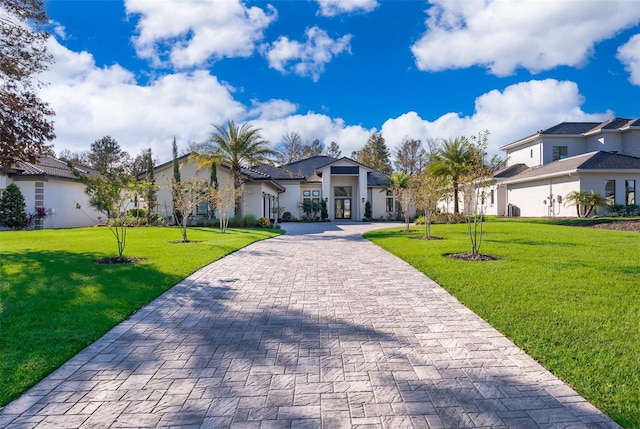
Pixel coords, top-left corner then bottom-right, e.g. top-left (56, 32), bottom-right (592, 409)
top-left (581, 172), bottom-right (640, 206)
top-left (586, 133), bottom-right (622, 153)
top-left (243, 182), bottom-right (281, 219)
top-left (368, 187), bottom-right (387, 219)
top-left (277, 182), bottom-right (302, 219)
top-left (505, 176), bottom-right (579, 217)
top-left (11, 178), bottom-right (103, 228)
top-left (506, 141), bottom-right (542, 167)
top-left (541, 137), bottom-right (587, 164)
top-left (622, 130), bottom-right (640, 157)
top-left (155, 162), bottom-right (232, 219)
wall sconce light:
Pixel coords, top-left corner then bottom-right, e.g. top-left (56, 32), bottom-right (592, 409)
top-left (362, 197), bottom-right (365, 203)
top-left (325, 197), bottom-right (328, 202)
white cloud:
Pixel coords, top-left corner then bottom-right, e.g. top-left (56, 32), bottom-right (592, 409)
top-left (125, 0), bottom-right (276, 68)
top-left (411, 0), bottom-right (640, 76)
top-left (262, 26), bottom-right (352, 81)
top-left (39, 39), bottom-right (245, 160)
top-left (381, 79), bottom-right (612, 155)
top-left (40, 42), bottom-right (612, 168)
top-left (617, 34), bottom-right (640, 85)
top-left (316, 0), bottom-right (379, 17)
top-left (253, 113), bottom-right (372, 156)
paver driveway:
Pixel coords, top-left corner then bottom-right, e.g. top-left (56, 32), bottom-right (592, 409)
top-left (0, 223), bottom-right (620, 428)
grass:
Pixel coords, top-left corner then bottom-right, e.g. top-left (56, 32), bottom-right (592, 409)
top-left (0, 226), bottom-right (282, 407)
top-left (364, 220), bottom-right (640, 428)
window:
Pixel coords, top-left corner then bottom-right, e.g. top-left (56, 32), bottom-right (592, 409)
top-left (385, 190), bottom-right (399, 213)
top-left (312, 190), bottom-right (320, 197)
top-left (605, 180), bottom-right (616, 204)
top-left (626, 180), bottom-right (635, 205)
top-left (196, 202), bottom-right (209, 215)
top-left (552, 146), bottom-right (568, 161)
top-left (490, 189), bottom-right (495, 205)
top-left (334, 186), bottom-right (352, 197)
top-left (303, 190), bottom-right (311, 197)
top-left (530, 149), bottom-right (533, 158)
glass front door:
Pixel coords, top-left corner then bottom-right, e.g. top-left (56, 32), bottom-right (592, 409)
top-left (335, 198), bottom-right (351, 219)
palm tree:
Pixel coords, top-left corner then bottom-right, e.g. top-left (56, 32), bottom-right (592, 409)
top-left (428, 137), bottom-right (471, 214)
top-left (564, 190), bottom-right (607, 217)
top-left (191, 120), bottom-right (276, 217)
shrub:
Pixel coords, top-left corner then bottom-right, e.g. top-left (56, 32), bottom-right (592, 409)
top-left (607, 204), bottom-right (625, 217)
top-left (364, 201), bottom-right (372, 220)
top-left (0, 183), bottom-right (28, 229)
top-left (625, 204), bottom-right (640, 216)
top-left (257, 217), bottom-right (271, 228)
top-left (414, 214), bottom-right (425, 225)
top-left (282, 211), bottom-right (292, 221)
top-left (607, 204), bottom-right (640, 217)
top-left (241, 214), bottom-right (257, 227)
top-left (127, 208), bottom-right (147, 218)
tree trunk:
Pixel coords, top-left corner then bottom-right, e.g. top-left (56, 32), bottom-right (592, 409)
top-left (233, 167), bottom-right (243, 217)
top-left (453, 181), bottom-right (459, 214)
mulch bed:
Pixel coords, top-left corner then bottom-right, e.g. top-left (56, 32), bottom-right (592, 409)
top-left (94, 257), bottom-right (147, 264)
top-left (446, 253), bottom-right (500, 261)
top-left (412, 236), bottom-right (445, 240)
top-left (587, 220), bottom-right (640, 232)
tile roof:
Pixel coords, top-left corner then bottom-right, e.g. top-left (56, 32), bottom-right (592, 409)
top-left (10, 156), bottom-right (99, 180)
top-left (541, 122), bottom-right (601, 135)
top-left (498, 151), bottom-right (640, 182)
top-left (493, 163), bottom-right (530, 178)
top-left (282, 156), bottom-right (338, 177)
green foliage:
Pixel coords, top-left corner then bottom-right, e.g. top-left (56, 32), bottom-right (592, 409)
top-left (144, 148), bottom-right (157, 224)
top-left (87, 136), bottom-right (129, 173)
top-left (241, 214), bottom-right (258, 227)
top-left (0, 183), bottom-right (28, 229)
top-left (300, 199), bottom-right (321, 221)
top-left (320, 199), bottom-right (328, 220)
top-left (428, 136), bottom-right (472, 214)
top-left (0, 226), bottom-right (282, 406)
top-left (0, 0), bottom-right (55, 169)
top-left (364, 200), bottom-right (372, 220)
top-left (257, 216), bottom-right (271, 228)
top-left (564, 190), bottom-right (607, 217)
top-left (365, 220), bottom-right (640, 427)
top-left (282, 211), bottom-right (293, 221)
top-left (607, 203), bottom-right (639, 217)
top-left (127, 208), bottom-right (147, 218)
top-left (193, 120), bottom-right (276, 217)
top-left (354, 132), bottom-right (392, 174)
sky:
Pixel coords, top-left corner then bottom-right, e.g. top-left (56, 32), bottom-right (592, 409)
top-left (36, 0), bottom-right (640, 164)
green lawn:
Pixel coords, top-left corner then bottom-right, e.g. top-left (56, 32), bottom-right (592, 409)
top-left (365, 220), bottom-right (640, 428)
top-left (0, 226), bottom-right (282, 406)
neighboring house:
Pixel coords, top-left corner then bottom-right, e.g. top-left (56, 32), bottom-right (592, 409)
top-left (0, 156), bottom-right (103, 229)
top-left (488, 117), bottom-right (640, 217)
top-left (152, 154), bottom-right (396, 222)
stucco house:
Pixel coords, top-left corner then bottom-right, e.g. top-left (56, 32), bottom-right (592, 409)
top-left (0, 156), bottom-right (103, 229)
top-left (487, 117), bottom-right (640, 217)
top-left (153, 154), bottom-right (395, 222)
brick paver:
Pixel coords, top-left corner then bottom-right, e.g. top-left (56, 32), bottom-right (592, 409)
top-left (0, 223), bottom-right (620, 428)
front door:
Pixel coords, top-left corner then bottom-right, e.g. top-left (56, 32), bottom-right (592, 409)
top-left (335, 198), bottom-right (351, 219)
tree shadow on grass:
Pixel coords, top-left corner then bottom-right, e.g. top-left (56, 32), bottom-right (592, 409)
top-left (0, 250), bottom-right (185, 406)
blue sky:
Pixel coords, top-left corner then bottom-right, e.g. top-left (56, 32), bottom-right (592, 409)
top-left (38, 0), bottom-right (640, 162)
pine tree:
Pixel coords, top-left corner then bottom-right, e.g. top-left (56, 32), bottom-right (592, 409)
top-left (171, 138), bottom-right (182, 224)
top-left (356, 133), bottom-right (392, 174)
top-left (145, 148), bottom-right (157, 224)
top-left (0, 183), bottom-right (28, 229)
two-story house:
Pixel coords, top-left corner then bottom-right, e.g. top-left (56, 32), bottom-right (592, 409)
top-left (488, 117), bottom-right (640, 217)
